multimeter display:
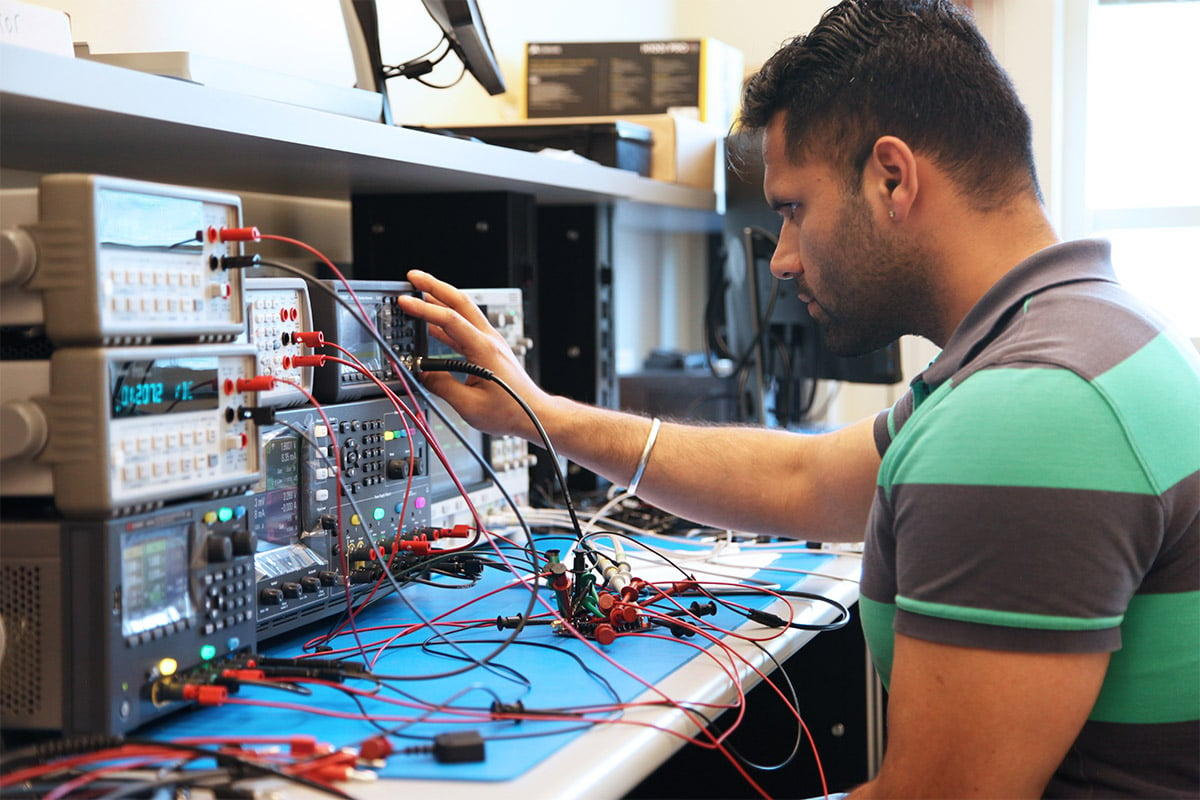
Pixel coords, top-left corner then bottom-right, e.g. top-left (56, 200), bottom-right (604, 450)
top-left (109, 358), bottom-right (221, 418)
top-left (97, 188), bottom-right (205, 252)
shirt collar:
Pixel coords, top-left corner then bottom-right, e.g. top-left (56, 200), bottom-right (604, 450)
top-left (918, 239), bottom-right (1118, 388)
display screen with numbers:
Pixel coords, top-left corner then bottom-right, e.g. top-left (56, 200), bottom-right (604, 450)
top-left (109, 358), bottom-right (221, 418)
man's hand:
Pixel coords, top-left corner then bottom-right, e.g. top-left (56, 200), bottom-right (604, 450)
top-left (396, 269), bottom-right (554, 441)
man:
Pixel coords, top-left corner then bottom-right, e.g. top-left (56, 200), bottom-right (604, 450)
top-left (395, 0), bottom-right (1200, 795)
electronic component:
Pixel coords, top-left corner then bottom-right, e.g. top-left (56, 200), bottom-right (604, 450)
top-left (0, 343), bottom-right (262, 516)
top-left (308, 279), bottom-right (425, 403)
top-left (544, 546), bottom-right (649, 646)
top-left (241, 277), bottom-right (316, 407)
top-left (250, 396), bottom-right (433, 640)
top-left (0, 499), bottom-right (256, 735)
top-left (0, 173), bottom-right (245, 344)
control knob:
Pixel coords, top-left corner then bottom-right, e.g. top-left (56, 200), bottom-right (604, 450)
top-left (206, 535), bottom-right (233, 564)
top-left (230, 530), bottom-right (256, 557)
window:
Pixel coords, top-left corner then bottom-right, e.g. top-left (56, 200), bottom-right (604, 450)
top-left (1081, 0), bottom-right (1200, 338)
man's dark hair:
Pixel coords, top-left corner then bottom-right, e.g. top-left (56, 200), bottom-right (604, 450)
top-left (736, 0), bottom-right (1040, 208)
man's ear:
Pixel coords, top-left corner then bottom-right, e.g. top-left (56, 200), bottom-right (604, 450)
top-left (867, 136), bottom-right (918, 222)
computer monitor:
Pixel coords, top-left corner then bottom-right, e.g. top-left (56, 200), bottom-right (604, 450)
top-left (343, 0), bottom-right (505, 124)
top-left (419, 0), bottom-right (506, 96)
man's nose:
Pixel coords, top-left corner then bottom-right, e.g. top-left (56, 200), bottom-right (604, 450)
top-left (769, 228), bottom-right (801, 281)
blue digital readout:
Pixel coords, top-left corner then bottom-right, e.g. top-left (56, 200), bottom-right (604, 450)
top-left (110, 358), bottom-right (220, 418)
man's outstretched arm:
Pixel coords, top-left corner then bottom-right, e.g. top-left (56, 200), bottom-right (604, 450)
top-left (396, 269), bottom-right (881, 541)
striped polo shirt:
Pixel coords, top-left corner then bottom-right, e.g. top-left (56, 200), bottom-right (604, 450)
top-left (859, 239), bottom-right (1199, 797)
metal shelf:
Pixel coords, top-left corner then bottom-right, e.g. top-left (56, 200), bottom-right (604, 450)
top-left (0, 44), bottom-right (718, 211)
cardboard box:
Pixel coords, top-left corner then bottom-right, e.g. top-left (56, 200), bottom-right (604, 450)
top-left (619, 114), bottom-right (725, 193)
top-left (525, 39), bottom-right (744, 130)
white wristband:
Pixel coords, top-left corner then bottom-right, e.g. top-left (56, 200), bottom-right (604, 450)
top-left (627, 417), bottom-right (661, 497)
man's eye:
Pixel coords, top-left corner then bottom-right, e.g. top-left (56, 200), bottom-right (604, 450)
top-left (779, 203), bottom-right (799, 221)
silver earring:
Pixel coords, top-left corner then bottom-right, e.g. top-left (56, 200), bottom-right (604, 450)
top-left (889, 209), bottom-right (896, 219)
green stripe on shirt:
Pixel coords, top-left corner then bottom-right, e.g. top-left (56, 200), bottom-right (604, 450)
top-left (880, 367), bottom-right (1156, 495)
top-left (895, 594), bottom-right (1124, 631)
top-left (1092, 331), bottom-right (1200, 494)
top-left (859, 595), bottom-right (897, 688)
top-left (1089, 590), bottom-right (1200, 724)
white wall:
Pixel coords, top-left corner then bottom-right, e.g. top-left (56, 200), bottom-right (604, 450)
top-left (29, 0), bottom-right (357, 84)
top-left (34, 0), bottom-right (836, 126)
top-left (969, 0), bottom-right (1066, 231)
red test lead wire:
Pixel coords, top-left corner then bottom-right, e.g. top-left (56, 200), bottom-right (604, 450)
top-left (236, 376), bottom-right (276, 393)
top-left (211, 226), bottom-right (261, 243)
top-left (293, 331), bottom-right (326, 347)
top-left (396, 538), bottom-right (432, 556)
top-left (440, 524), bottom-right (476, 539)
top-left (153, 682), bottom-right (229, 706)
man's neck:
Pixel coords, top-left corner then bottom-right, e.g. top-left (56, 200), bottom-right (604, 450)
top-left (924, 195), bottom-right (1060, 347)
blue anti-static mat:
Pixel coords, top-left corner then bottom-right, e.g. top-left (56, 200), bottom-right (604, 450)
top-left (143, 548), bottom-right (836, 782)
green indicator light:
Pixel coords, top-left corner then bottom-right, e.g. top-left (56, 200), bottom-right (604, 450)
top-left (373, 507), bottom-right (386, 521)
top-left (217, 506), bottom-right (234, 523)
top-left (200, 644), bottom-right (217, 661)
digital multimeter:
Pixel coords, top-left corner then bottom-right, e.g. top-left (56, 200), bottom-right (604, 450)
top-left (1, 173), bottom-right (246, 344)
top-left (1, 343), bottom-right (263, 515)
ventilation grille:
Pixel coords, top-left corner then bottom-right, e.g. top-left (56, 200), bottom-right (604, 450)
top-left (0, 563), bottom-right (44, 720)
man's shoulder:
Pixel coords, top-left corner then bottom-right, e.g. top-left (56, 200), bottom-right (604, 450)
top-left (976, 275), bottom-right (1193, 381)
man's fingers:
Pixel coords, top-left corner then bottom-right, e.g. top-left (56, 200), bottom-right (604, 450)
top-left (406, 270), bottom-right (491, 330)
top-left (398, 273), bottom-right (505, 359)
top-left (417, 370), bottom-right (461, 400)
top-left (396, 294), bottom-right (474, 350)
top-left (422, 320), bottom-right (451, 350)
